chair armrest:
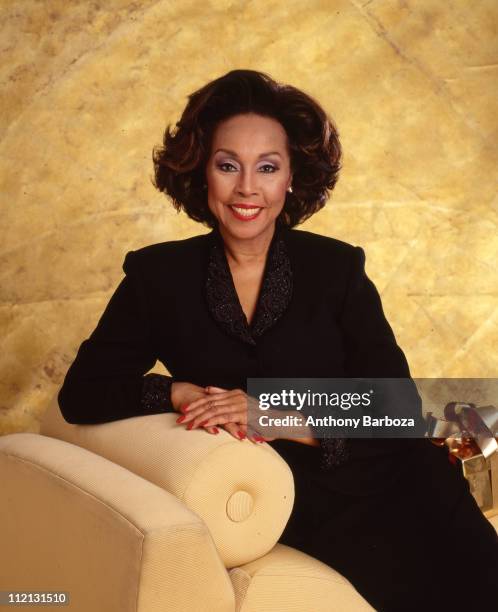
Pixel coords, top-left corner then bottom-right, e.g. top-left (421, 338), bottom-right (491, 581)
top-left (0, 433), bottom-right (235, 612)
top-left (41, 392), bottom-right (295, 568)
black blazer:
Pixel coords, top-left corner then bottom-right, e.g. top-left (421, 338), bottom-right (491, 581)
top-left (58, 223), bottom-right (423, 467)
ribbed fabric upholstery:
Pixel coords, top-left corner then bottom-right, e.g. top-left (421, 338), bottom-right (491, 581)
top-left (41, 392), bottom-right (294, 567)
top-left (0, 433), bottom-right (235, 612)
top-left (229, 543), bottom-right (375, 611)
top-left (30, 394), bottom-right (498, 610)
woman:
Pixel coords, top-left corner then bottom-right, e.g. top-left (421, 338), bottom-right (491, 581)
top-left (58, 69), bottom-right (498, 610)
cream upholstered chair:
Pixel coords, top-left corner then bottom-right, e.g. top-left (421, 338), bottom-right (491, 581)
top-left (1, 393), bottom-right (401, 611)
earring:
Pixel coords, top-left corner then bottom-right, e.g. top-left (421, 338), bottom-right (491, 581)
top-left (287, 185), bottom-right (293, 193)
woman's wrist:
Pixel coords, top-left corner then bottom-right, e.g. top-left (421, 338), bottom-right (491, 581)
top-left (170, 381), bottom-right (182, 412)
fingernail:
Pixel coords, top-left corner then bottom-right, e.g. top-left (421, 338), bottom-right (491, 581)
top-left (255, 435), bottom-right (265, 442)
top-left (213, 427), bottom-right (219, 434)
top-left (237, 430), bottom-right (246, 439)
top-left (199, 419), bottom-right (209, 427)
top-left (176, 415), bottom-right (186, 423)
top-left (187, 422), bottom-right (194, 430)
top-left (181, 404), bottom-right (190, 412)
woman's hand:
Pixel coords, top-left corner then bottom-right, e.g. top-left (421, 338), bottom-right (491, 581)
top-left (170, 381), bottom-right (219, 435)
top-left (177, 385), bottom-right (277, 443)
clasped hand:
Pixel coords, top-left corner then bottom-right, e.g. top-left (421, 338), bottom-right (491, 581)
top-left (172, 382), bottom-right (276, 443)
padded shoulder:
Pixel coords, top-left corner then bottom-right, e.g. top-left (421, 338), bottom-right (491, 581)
top-left (121, 232), bottom-right (210, 278)
top-left (285, 227), bottom-right (358, 257)
top-left (129, 232), bottom-right (210, 265)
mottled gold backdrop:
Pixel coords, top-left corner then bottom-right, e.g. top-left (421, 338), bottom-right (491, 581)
top-left (1, 0), bottom-right (497, 435)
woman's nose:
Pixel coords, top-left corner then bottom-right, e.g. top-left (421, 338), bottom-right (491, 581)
top-left (236, 171), bottom-right (259, 196)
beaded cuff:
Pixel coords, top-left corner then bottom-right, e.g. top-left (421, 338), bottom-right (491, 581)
top-left (319, 437), bottom-right (350, 470)
top-left (141, 373), bottom-right (175, 414)
top-left (304, 403), bottom-right (351, 469)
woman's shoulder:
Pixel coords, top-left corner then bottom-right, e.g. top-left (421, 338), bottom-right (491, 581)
top-left (119, 233), bottom-right (213, 289)
top-left (126, 231), bottom-right (211, 265)
top-left (284, 227), bottom-right (360, 260)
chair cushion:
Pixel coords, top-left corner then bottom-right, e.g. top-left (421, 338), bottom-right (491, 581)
top-left (229, 543), bottom-right (374, 611)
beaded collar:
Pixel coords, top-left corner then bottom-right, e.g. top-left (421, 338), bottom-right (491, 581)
top-left (205, 222), bottom-right (293, 346)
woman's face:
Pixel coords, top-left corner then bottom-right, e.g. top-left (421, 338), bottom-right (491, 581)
top-left (205, 113), bottom-right (292, 241)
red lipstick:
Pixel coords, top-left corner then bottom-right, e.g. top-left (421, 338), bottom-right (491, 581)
top-left (228, 203), bottom-right (264, 221)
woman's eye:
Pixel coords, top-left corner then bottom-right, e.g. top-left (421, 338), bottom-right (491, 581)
top-left (259, 164), bottom-right (277, 173)
top-left (218, 162), bottom-right (237, 172)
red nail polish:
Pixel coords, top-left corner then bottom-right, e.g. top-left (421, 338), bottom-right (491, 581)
top-left (199, 419), bottom-right (209, 427)
top-left (213, 427), bottom-right (219, 434)
top-left (255, 435), bottom-right (265, 442)
top-left (176, 415), bottom-right (186, 423)
top-left (187, 422), bottom-right (194, 430)
top-left (237, 430), bottom-right (246, 439)
top-left (181, 404), bottom-right (190, 413)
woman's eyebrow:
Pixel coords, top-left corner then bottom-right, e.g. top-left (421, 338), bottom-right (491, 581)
top-left (214, 148), bottom-right (282, 158)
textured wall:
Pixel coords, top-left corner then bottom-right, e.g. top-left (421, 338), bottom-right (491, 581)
top-left (1, 0), bottom-right (497, 435)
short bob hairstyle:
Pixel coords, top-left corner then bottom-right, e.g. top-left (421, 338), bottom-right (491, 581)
top-left (152, 69), bottom-right (342, 229)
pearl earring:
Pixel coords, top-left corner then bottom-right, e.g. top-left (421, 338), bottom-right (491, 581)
top-left (287, 185), bottom-right (293, 193)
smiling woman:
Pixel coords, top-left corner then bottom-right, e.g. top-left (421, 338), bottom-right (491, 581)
top-left (58, 69), bottom-right (498, 611)
top-left (151, 69), bottom-right (341, 230)
top-left (205, 114), bottom-right (291, 232)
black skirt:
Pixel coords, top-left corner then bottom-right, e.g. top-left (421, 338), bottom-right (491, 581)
top-left (268, 437), bottom-right (498, 611)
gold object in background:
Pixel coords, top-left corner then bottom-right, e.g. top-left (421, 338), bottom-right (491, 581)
top-left (446, 436), bottom-right (498, 519)
top-left (427, 404), bottom-right (498, 518)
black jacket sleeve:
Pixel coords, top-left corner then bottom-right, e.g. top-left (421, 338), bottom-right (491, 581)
top-left (340, 246), bottom-right (410, 378)
top-left (308, 246), bottom-right (426, 468)
top-left (339, 246), bottom-right (426, 453)
top-left (58, 250), bottom-right (175, 424)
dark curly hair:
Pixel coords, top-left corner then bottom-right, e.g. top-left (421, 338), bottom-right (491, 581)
top-left (151, 69), bottom-right (342, 229)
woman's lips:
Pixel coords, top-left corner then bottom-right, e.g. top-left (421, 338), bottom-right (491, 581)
top-left (228, 205), bottom-right (263, 221)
